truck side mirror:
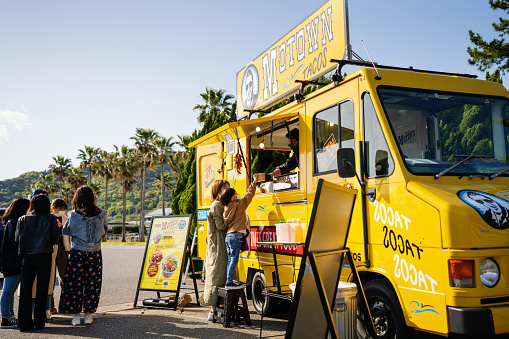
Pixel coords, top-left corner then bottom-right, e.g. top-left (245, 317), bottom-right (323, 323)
top-left (337, 148), bottom-right (356, 178)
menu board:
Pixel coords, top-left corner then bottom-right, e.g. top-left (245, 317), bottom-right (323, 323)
top-left (137, 215), bottom-right (192, 292)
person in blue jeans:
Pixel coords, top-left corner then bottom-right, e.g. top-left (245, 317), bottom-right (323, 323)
top-left (219, 174), bottom-right (260, 287)
top-left (0, 197), bottom-right (30, 329)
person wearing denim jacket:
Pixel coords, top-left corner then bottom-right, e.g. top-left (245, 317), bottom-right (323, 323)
top-left (63, 210), bottom-right (107, 252)
top-left (58, 186), bottom-right (108, 326)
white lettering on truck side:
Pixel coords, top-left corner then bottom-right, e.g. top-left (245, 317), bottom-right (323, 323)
top-left (394, 254), bottom-right (437, 292)
top-left (374, 200), bottom-right (411, 230)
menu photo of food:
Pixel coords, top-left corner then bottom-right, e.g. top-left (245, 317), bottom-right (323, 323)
top-left (152, 231), bottom-right (163, 244)
top-left (161, 253), bottom-right (179, 278)
top-left (150, 249), bottom-right (163, 264)
top-left (146, 249), bottom-right (164, 277)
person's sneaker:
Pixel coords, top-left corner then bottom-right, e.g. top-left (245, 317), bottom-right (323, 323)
top-left (72, 314), bottom-right (81, 326)
top-left (84, 313), bottom-right (93, 325)
top-left (1, 317), bottom-right (18, 329)
top-left (46, 310), bottom-right (52, 320)
top-left (208, 311), bottom-right (214, 321)
top-left (225, 281), bottom-right (243, 288)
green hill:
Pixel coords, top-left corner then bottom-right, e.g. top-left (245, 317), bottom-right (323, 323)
top-left (0, 167), bottom-right (174, 223)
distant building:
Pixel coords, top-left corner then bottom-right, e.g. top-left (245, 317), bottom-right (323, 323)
top-left (144, 208), bottom-right (172, 229)
top-left (145, 208), bottom-right (172, 218)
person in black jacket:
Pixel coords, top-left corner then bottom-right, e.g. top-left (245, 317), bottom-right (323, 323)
top-left (15, 194), bottom-right (60, 332)
top-left (0, 198), bottom-right (29, 329)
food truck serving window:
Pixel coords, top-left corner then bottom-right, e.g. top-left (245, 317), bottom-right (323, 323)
top-left (250, 117), bottom-right (300, 190)
top-left (313, 100), bottom-right (355, 174)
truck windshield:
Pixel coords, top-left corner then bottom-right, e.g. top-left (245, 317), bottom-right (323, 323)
top-left (378, 87), bottom-right (509, 176)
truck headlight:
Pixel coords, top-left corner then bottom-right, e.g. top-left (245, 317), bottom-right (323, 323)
top-left (480, 258), bottom-right (500, 287)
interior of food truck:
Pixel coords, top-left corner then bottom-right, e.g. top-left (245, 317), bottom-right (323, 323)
top-left (249, 118), bottom-right (300, 190)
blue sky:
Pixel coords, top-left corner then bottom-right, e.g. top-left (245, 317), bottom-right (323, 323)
top-left (0, 0), bottom-right (504, 180)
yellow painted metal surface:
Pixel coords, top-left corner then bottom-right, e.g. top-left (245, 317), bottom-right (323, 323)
top-left (235, 0), bottom-right (347, 118)
top-left (194, 67), bottom-right (509, 335)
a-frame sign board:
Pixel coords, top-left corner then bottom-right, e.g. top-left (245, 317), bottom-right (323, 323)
top-left (134, 215), bottom-right (200, 310)
top-left (285, 179), bottom-right (377, 339)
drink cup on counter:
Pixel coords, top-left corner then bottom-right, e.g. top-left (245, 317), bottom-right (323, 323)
top-left (276, 222), bottom-right (290, 242)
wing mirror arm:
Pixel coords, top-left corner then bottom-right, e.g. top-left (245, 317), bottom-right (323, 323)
top-left (337, 147), bottom-right (373, 268)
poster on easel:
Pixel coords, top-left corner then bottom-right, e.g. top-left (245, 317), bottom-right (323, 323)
top-left (134, 214), bottom-right (193, 308)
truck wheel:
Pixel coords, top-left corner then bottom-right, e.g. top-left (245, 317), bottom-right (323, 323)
top-left (251, 272), bottom-right (276, 316)
top-left (357, 279), bottom-right (409, 339)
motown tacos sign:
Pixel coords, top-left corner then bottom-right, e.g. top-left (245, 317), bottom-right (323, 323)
top-left (236, 0), bottom-right (349, 119)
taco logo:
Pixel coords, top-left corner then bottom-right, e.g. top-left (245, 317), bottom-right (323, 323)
top-left (458, 190), bottom-right (509, 230)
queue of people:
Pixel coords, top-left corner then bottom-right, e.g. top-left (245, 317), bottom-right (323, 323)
top-left (0, 185), bottom-right (107, 332)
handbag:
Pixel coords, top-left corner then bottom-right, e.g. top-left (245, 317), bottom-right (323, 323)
top-left (240, 231), bottom-right (250, 252)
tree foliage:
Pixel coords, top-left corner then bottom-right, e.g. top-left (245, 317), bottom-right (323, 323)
top-left (172, 98), bottom-right (236, 236)
top-left (439, 104), bottom-right (493, 162)
top-left (468, 0), bottom-right (509, 81)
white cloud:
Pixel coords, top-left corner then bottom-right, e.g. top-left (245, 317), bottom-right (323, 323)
top-left (0, 109), bottom-right (31, 138)
top-left (0, 125), bottom-right (8, 142)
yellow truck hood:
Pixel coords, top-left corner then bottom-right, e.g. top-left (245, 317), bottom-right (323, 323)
top-left (407, 180), bottom-right (509, 249)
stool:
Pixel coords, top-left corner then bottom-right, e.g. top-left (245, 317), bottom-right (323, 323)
top-left (213, 286), bottom-right (251, 327)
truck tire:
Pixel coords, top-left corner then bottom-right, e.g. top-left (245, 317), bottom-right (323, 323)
top-left (251, 272), bottom-right (276, 316)
top-left (357, 279), bottom-right (409, 339)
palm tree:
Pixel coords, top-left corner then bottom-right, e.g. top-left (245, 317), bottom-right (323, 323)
top-left (67, 167), bottom-right (88, 190)
top-left (90, 182), bottom-right (102, 198)
top-left (155, 173), bottom-right (174, 190)
top-left (153, 136), bottom-right (175, 216)
top-left (32, 173), bottom-right (58, 196)
top-left (49, 156), bottom-right (73, 197)
top-left (131, 128), bottom-right (158, 242)
top-left (175, 134), bottom-right (191, 156)
top-left (168, 151), bottom-right (186, 180)
top-left (61, 185), bottom-right (74, 206)
top-left (96, 150), bottom-right (115, 212)
top-left (112, 145), bottom-right (138, 242)
top-left (78, 146), bottom-right (100, 184)
top-left (194, 87), bottom-right (234, 123)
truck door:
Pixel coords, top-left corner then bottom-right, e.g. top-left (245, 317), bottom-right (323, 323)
top-left (307, 82), bottom-right (364, 251)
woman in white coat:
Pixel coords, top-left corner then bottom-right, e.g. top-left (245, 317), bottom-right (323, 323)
top-left (202, 179), bottom-right (230, 321)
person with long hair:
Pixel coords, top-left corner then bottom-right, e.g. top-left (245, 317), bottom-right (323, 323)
top-left (0, 197), bottom-right (30, 329)
top-left (202, 179), bottom-right (230, 321)
top-left (15, 194), bottom-right (60, 332)
top-left (58, 186), bottom-right (108, 326)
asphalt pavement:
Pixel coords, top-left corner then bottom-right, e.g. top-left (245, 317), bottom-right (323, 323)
top-left (0, 244), bottom-right (288, 339)
top-left (1, 244), bottom-right (490, 339)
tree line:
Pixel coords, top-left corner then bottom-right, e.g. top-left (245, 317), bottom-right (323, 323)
top-left (3, 88), bottom-right (234, 243)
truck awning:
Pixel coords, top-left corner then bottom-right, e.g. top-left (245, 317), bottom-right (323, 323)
top-left (189, 111), bottom-right (299, 148)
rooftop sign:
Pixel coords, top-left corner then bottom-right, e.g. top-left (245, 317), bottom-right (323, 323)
top-left (236, 0), bottom-right (349, 119)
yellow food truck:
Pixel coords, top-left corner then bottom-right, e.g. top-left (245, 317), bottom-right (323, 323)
top-left (191, 1), bottom-right (509, 337)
